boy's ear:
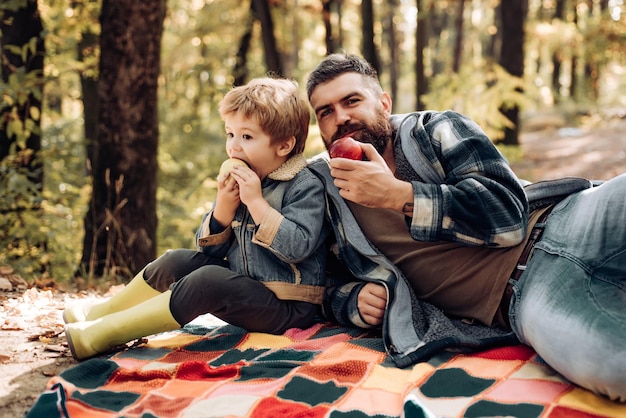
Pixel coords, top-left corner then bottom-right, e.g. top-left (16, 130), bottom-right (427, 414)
top-left (277, 136), bottom-right (296, 156)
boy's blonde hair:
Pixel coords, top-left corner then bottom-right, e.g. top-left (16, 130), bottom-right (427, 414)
top-left (218, 77), bottom-right (310, 155)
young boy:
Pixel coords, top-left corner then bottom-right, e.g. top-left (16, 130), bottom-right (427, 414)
top-left (64, 77), bottom-right (329, 361)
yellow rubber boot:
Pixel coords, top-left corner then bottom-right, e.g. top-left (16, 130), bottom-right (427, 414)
top-left (63, 268), bottom-right (160, 323)
top-left (64, 290), bottom-right (181, 361)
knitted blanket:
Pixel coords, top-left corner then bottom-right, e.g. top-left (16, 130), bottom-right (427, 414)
top-left (28, 320), bottom-right (625, 417)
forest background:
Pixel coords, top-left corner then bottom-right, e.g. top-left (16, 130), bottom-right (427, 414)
top-left (1, 0), bottom-right (625, 289)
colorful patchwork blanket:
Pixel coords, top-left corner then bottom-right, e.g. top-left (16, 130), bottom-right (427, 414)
top-left (28, 319), bottom-right (626, 417)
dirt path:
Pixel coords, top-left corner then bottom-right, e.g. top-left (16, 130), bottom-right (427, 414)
top-left (512, 116), bottom-right (626, 182)
top-left (1, 117), bottom-right (625, 418)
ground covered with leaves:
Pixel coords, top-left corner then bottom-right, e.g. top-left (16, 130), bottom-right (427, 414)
top-left (1, 115), bottom-right (625, 418)
top-left (0, 278), bottom-right (117, 417)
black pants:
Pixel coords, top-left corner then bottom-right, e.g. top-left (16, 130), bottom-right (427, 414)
top-left (144, 249), bottom-right (321, 334)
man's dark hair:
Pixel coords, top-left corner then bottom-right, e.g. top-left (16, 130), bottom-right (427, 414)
top-left (306, 53), bottom-right (381, 99)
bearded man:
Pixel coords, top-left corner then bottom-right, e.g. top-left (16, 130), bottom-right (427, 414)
top-left (306, 53), bottom-right (626, 402)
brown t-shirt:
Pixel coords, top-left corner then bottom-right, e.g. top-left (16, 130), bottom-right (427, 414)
top-left (347, 201), bottom-right (545, 326)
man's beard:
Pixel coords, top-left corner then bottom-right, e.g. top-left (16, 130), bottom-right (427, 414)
top-left (329, 113), bottom-right (392, 155)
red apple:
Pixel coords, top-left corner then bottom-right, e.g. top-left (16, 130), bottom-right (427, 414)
top-left (328, 136), bottom-right (363, 160)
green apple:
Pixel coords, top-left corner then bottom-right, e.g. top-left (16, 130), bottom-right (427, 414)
top-left (218, 158), bottom-right (248, 180)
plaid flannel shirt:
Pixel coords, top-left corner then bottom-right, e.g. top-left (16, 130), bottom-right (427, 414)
top-left (308, 110), bottom-right (528, 367)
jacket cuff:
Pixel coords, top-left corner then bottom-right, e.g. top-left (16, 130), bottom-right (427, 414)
top-left (252, 207), bottom-right (283, 247)
top-left (197, 223), bottom-right (232, 247)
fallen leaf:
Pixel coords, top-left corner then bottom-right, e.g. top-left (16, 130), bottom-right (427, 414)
top-left (41, 366), bottom-right (58, 376)
top-left (0, 265), bottom-right (14, 275)
top-left (44, 344), bottom-right (67, 353)
top-left (0, 278), bottom-right (12, 291)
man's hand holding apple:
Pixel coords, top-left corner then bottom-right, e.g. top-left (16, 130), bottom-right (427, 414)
top-left (329, 143), bottom-right (414, 214)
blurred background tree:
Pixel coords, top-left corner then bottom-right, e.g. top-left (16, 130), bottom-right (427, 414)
top-left (1, 0), bottom-right (624, 286)
top-left (80, 0), bottom-right (165, 280)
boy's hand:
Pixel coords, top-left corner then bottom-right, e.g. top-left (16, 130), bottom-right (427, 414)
top-left (357, 282), bottom-right (387, 326)
top-left (230, 165), bottom-right (270, 225)
top-left (213, 173), bottom-right (240, 227)
top-left (229, 165), bottom-right (262, 206)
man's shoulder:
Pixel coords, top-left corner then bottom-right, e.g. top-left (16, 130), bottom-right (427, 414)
top-left (390, 110), bottom-right (452, 135)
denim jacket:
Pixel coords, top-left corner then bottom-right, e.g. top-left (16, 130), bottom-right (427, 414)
top-left (196, 154), bottom-right (329, 304)
top-left (308, 110), bottom-right (528, 367)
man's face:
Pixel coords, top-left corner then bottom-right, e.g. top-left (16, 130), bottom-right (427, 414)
top-left (309, 73), bottom-right (393, 155)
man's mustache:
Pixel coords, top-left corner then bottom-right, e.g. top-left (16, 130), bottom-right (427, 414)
top-left (333, 123), bottom-right (367, 141)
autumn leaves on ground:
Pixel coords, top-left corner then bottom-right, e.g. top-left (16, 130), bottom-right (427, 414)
top-left (1, 115), bottom-right (625, 418)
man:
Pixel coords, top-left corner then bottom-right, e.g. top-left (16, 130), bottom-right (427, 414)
top-left (306, 53), bottom-right (626, 401)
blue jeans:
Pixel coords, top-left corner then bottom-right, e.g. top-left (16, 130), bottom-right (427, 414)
top-left (510, 174), bottom-right (626, 401)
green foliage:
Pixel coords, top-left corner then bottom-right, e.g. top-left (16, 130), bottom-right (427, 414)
top-left (0, 4), bottom-right (49, 281)
top-left (0, 0), bottom-right (28, 13)
top-left (0, 155), bottom-right (46, 279)
top-left (0, 55), bottom-right (44, 150)
top-left (582, 10), bottom-right (626, 66)
top-left (156, 135), bottom-right (225, 253)
top-left (0, 0), bottom-right (99, 283)
top-left (525, 7), bottom-right (626, 106)
top-left (0, 115), bottom-right (88, 282)
top-left (0, 150), bottom-right (48, 278)
top-left (422, 61), bottom-right (535, 142)
top-left (41, 116), bottom-right (90, 279)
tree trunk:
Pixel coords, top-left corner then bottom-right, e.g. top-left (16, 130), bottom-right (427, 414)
top-left (78, 29), bottom-right (99, 174)
top-left (384, 0), bottom-right (400, 105)
top-left (81, 0), bottom-right (165, 280)
top-left (452, 0), bottom-right (465, 74)
top-left (569, 2), bottom-right (579, 99)
top-left (551, 0), bottom-right (566, 103)
top-left (486, 1), bottom-right (501, 60)
top-left (361, 0), bottom-right (380, 74)
top-left (429, 4), bottom-right (447, 76)
top-left (233, 11), bottom-right (255, 86)
top-left (251, 0), bottom-right (282, 76)
top-left (583, 0), bottom-right (599, 101)
top-left (498, 0), bottom-right (528, 146)
top-left (415, 0), bottom-right (428, 110)
top-left (322, 0), bottom-right (337, 54)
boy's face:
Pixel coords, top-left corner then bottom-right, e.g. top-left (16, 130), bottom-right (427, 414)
top-left (223, 112), bottom-right (287, 180)
top-left (309, 72), bottom-right (393, 154)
